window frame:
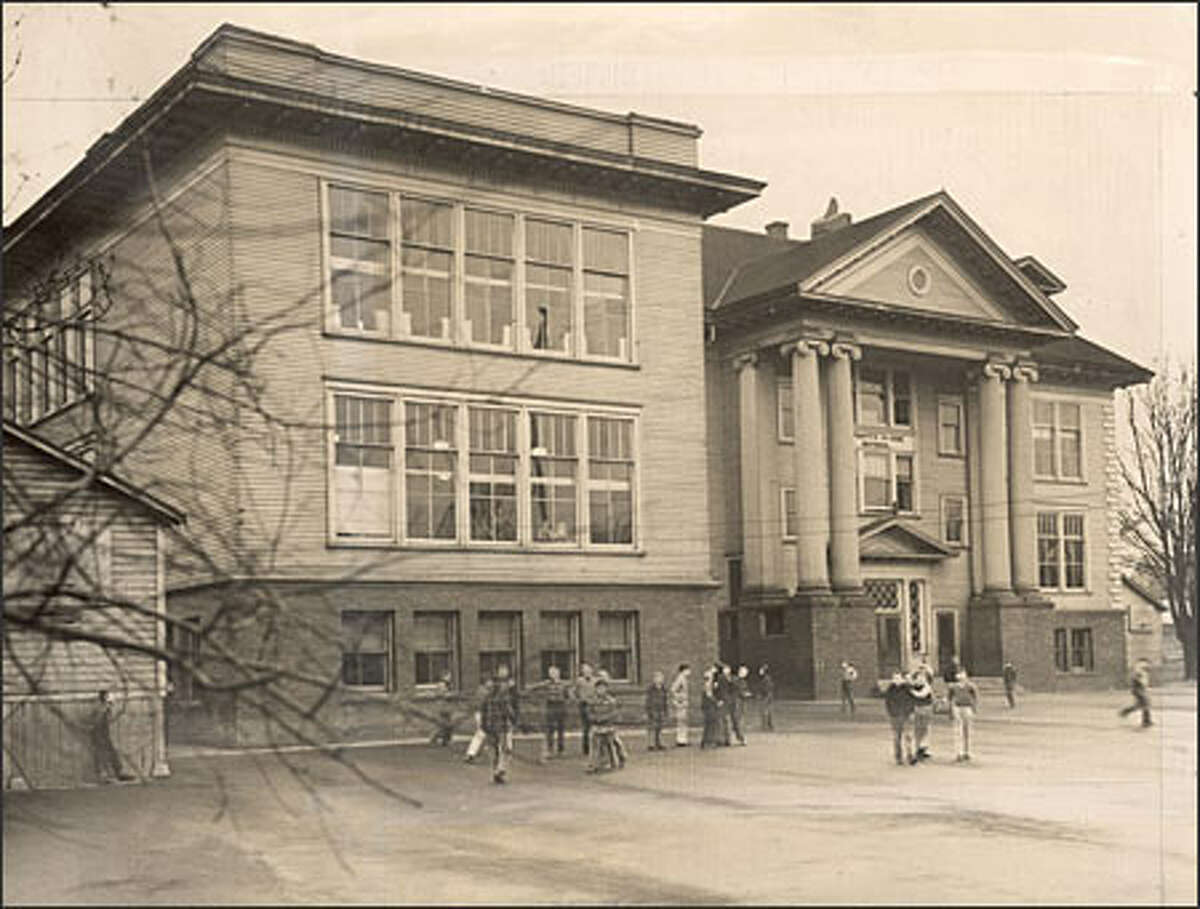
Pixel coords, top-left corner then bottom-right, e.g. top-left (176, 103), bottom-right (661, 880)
top-left (340, 610), bottom-right (394, 692)
top-left (759, 606), bottom-right (786, 638)
top-left (413, 610), bottom-right (460, 689)
top-left (854, 366), bottom-right (915, 430)
top-left (477, 611), bottom-right (523, 686)
top-left (321, 179), bottom-right (636, 364)
top-left (940, 494), bottom-right (968, 546)
top-left (1032, 398), bottom-right (1086, 482)
top-left (597, 611), bottom-right (639, 683)
top-left (1055, 626), bottom-right (1094, 673)
top-left (937, 396), bottom-right (964, 457)
top-left (586, 415), bottom-right (636, 547)
top-left (780, 486), bottom-right (798, 541)
top-left (539, 611), bottom-right (581, 681)
top-left (777, 377), bottom-right (795, 442)
top-left (1036, 510), bottom-right (1088, 592)
top-left (858, 445), bottom-right (920, 515)
top-left (326, 384), bottom-right (641, 551)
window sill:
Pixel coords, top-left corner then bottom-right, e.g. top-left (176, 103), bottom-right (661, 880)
top-left (937, 450), bottom-right (965, 459)
top-left (340, 688), bottom-right (393, 702)
top-left (327, 538), bottom-right (645, 556)
top-left (322, 330), bottom-right (641, 370)
top-left (1033, 476), bottom-right (1087, 486)
top-left (1039, 588), bottom-right (1092, 596)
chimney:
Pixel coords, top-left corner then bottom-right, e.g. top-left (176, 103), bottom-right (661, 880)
top-left (811, 196), bottom-right (852, 239)
top-left (764, 220), bottom-right (789, 242)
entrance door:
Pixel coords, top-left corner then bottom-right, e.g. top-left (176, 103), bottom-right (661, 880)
top-left (936, 611), bottom-right (958, 675)
top-left (876, 614), bottom-right (903, 676)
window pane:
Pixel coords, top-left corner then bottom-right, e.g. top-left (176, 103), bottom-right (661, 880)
top-left (402, 198), bottom-right (453, 247)
top-left (1058, 403), bottom-right (1081, 430)
top-left (938, 402), bottom-right (961, 454)
top-left (465, 209), bottom-right (514, 257)
top-left (862, 450), bottom-right (890, 508)
top-left (478, 613), bottom-right (517, 650)
top-left (582, 228), bottom-right (628, 274)
top-left (583, 277), bottom-right (629, 359)
top-left (330, 186), bottom-right (389, 239)
top-left (782, 488), bottom-right (797, 538)
top-left (406, 403), bottom-right (457, 540)
top-left (1037, 512), bottom-right (1060, 588)
top-left (892, 371), bottom-right (912, 426)
top-left (864, 579), bottom-right (901, 611)
top-left (527, 219), bottom-right (573, 266)
top-left (1054, 628), bottom-right (1068, 672)
top-left (1060, 429), bottom-right (1082, 478)
top-left (1033, 429), bottom-right (1056, 476)
top-left (778, 380), bottom-right (794, 439)
top-left (469, 408), bottom-right (518, 543)
top-left (527, 263), bottom-right (572, 352)
top-left (857, 368), bottom-right (887, 425)
top-left (943, 497), bottom-right (964, 543)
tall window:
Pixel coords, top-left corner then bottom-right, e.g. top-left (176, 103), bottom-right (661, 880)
top-left (1037, 511), bottom-right (1086, 591)
top-left (400, 198), bottom-right (454, 339)
top-left (781, 487), bottom-right (798, 540)
top-left (583, 227), bottom-right (630, 360)
top-left (938, 398), bottom-right (963, 456)
top-left (333, 395), bottom-right (393, 537)
top-left (855, 367), bottom-right (913, 428)
top-left (598, 611), bottom-right (638, 682)
top-left (777, 379), bottom-right (794, 441)
top-left (540, 611), bottom-right (580, 679)
top-left (530, 411), bottom-right (578, 543)
top-left (468, 407), bottom-right (518, 542)
top-left (329, 186), bottom-right (391, 334)
top-left (478, 612), bottom-right (521, 682)
top-left (759, 607), bottom-right (785, 637)
top-left (1033, 400), bottom-right (1083, 480)
top-left (465, 209), bottom-right (515, 346)
top-left (587, 416), bottom-right (634, 544)
top-left (895, 455), bottom-right (914, 512)
top-left (341, 611), bottom-right (392, 689)
top-left (413, 612), bottom-right (458, 686)
top-left (941, 495), bottom-right (966, 545)
top-left (405, 402), bottom-right (457, 540)
top-left (525, 219), bottom-right (573, 353)
top-left (1055, 627), bottom-right (1094, 672)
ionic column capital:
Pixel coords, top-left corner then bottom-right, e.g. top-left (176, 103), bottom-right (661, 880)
top-left (1011, 362), bottom-right (1039, 383)
top-left (829, 341), bottom-right (862, 362)
top-left (981, 360), bottom-right (1012, 381)
top-left (732, 351), bottom-right (759, 372)
top-left (780, 338), bottom-right (830, 359)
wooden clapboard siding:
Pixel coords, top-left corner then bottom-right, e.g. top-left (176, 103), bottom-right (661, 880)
top-left (200, 32), bottom-right (698, 168)
top-left (220, 153), bottom-right (713, 585)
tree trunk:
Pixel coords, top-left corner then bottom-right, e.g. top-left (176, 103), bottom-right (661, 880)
top-left (1176, 617), bottom-right (1197, 681)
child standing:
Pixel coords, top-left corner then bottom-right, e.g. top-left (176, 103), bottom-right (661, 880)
top-left (758, 664), bottom-right (775, 731)
top-left (670, 663), bottom-right (691, 747)
top-left (840, 661), bottom-right (859, 716)
top-left (644, 670), bottom-right (668, 750)
top-left (1002, 661), bottom-right (1018, 709)
top-left (700, 669), bottom-right (719, 749)
top-left (949, 669), bottom-right (979, 762)
top-left (909, 670), bottom-right (934, 762)
top-left (479, 675), bottom-right (516, 784)
top-left (428, 670), bottom-right (456, 747)
top-left (532, 665), bottom-right (569, 759)
top-left (586, 678), bottom-right (622, 772)
top-left (883, 672), bottom-right (916, 766)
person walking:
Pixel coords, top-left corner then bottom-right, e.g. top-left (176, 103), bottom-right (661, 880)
top-left (757, 663), bottom-right (775, 732)
top-left (883, 672), bottom-right (916, 766)
top-left (91, 691), bottom-right (135, 783)
top-left (948, 669), bottom-right (979, 762)
top-left (909, 670), bottom-right (934, 762)
top-left (669, 663), bottom-right (691, 747)
top-left (1119, 658), bottom-right (1153, 728)
top-left (731, 666), bottom-right (752, 745)
top-left (645, 670), bottom-right (669, 750)
top-left (532, 664), bottom-right (569, 760)
top-left (1002, 660), bottom-right (1018, 709)
top-left (574, 662), bottom-right (597, 757)
top-left (840, 661), bottom-right (859, 716)
top-left (462, 678), bottom-right (491, 763)
top-left (480, 672), bottom-right (517, 784)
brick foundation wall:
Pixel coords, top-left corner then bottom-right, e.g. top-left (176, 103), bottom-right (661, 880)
top-left (167, 581), bottom-right (718, 746)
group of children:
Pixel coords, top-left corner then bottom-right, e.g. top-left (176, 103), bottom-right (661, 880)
top-left (884, 658), bottom-right (979, 765)
top-left (699, 662), bottom-right (774, 747)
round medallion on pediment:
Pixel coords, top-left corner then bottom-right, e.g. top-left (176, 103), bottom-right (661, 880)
top-left (907, 264), bottom-right (931, 296)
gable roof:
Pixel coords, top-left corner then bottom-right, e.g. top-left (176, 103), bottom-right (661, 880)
top-left (3, 422), bottom-right (185, 526)
top-left (710, 190), bottom-right (1078, 334)
top-left (859, 516), bottom-right (957, 561)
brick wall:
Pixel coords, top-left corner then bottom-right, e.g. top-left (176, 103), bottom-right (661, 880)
top-left (1048, 609), bottom-right (1127, 691)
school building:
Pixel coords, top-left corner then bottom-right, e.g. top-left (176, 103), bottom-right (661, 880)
top-left (3, 26), bottom-right (1151, 747)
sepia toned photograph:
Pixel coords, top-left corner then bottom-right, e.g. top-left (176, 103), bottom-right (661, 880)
top-left (3, 4), bottom-right (1196, 904)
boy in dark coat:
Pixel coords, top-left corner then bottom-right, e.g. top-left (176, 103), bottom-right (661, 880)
top-left (586, 679), bottom-right (622, 772)
top-left (644, 671), bottom-right (669, 750)
top-left (758, 664), bottom-right (775, 731)
top-left (883, 673), bottom-right (916, 766)
top-left (480, 675), bottom-right (516, 784)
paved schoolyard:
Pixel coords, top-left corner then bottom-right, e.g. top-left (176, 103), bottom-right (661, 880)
top-left (4, 683), bottom-right (1196, 905)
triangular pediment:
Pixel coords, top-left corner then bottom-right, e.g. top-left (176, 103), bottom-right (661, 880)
top-left (859, 517), bottom-right (956, 562)
top-left (818, 227), bottom-right (1006, 322)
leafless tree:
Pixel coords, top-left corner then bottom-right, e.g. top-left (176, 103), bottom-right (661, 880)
top-left (2, 149), bottom-right (441, 806)
top-left (1119, 362), bottom-right (1197, 681)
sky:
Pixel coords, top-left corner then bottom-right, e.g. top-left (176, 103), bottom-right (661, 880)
top-left (3, 3), bottom-right (1196, 373)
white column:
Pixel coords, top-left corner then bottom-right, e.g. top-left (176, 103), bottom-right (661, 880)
top-left (784, 339), bottom-right (831, 592)
top-left (1008, 363), bottom-right (1038, 593)
top-left (735, 352), bottom-right (765, 590)
top-left (979, 361), bottom-right (1012, 593)
top-left (827, 341), bottom-right (862, 592)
